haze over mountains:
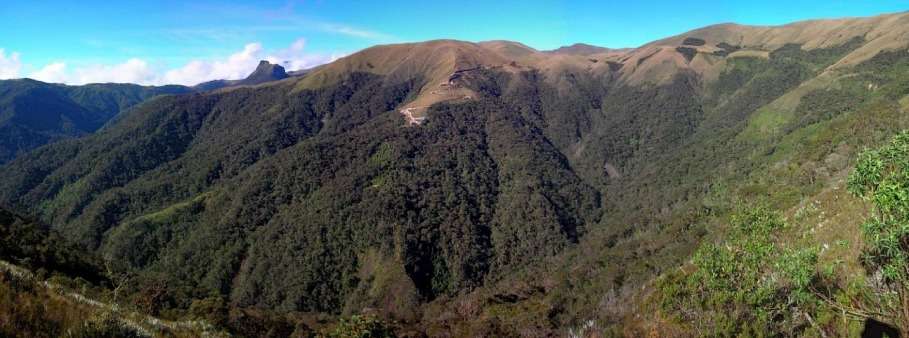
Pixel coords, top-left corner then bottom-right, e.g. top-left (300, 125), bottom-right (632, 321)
top-left (3, 10), bottom-right (909, 337)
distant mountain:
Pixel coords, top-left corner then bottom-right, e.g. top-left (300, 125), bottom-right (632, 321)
top-left (0, 61), bottom-right (300, 164)
top-left (546, 43), bottom-right (627, 55)
top-left (0, 79), bottom-right (192, 164)
top-left (243, 60), bottom-right (289, 85)
top-left (4, 10), bottom-right (909, 337)
top-left (193, 60), bottom-right (296, 91)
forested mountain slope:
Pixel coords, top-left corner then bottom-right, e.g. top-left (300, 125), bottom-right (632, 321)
top-left (0, 79), bottom-right (192, 164)
top-left (0, 61), bottom-right (301, 166)
top-left (3, 11), bottom-right (909, 337)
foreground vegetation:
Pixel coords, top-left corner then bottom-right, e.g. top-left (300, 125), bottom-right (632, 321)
top-left (653, 131), bottom-right (909, 336)
top-left (0, 206), bottom-right (413, 337)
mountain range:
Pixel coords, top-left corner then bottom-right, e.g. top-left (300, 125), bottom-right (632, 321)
top-left (0, 60), bottom-right (298, 165)
top-left (2, 10), bottom-right (909, 337)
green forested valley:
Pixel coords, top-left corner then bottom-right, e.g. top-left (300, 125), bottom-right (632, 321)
top-left (3, 10), bottom-right (909, 338)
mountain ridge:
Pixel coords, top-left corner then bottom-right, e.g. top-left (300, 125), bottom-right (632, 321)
top-left (4, 9), bottom-right (909, 336)
top-left (282, 10), bottom-right (909, 117)
top-left (0, 61), bottom-right (308, 165)
top-left (193, 60), bottom-right (295, 91)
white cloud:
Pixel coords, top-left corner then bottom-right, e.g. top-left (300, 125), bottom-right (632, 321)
top-left (77, 58), bottom-right (155, 84)
top-left (0, 49), bottom-right (22, 79)
top-left (162, 42), bottom-right (263, 85)
top-left (29, 59), bottom-right (154, 85)
top-left (10, 38), bottom-right (341, 86)
top-left (164, 39), bottom-right (344, 85)
top-left (30, 62), bottom-right (67, 83)
top-left (264, 38), bottom-right (344, 72)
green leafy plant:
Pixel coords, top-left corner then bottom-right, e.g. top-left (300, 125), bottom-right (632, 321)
top-left (657, 206), bottom-right (823, 336)
top-left (846, 130), bottom-right (909, 333)
top-left (322, 315), bottom-right (394, 338)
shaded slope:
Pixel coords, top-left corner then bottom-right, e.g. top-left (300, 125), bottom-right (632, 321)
top-left (0, 206), bottom-right (104, 283)
top-left (0, 67), bottom-right (601, 320)
top-left (0, 79), bottom-right (192, 164)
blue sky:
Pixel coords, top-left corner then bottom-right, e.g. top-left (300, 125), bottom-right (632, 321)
top-left (1, 0), bottom-right (907, 85)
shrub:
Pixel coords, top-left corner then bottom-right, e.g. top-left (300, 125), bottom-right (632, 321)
top-left (322, 315), bottom-right (394, 338)
top-left (658, 207), bottom-right (820, 335)
top-left (847, 130), bottom-right (909, 333)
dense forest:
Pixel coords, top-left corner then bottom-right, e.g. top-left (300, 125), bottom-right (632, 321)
top-left (0, 79), bottom-right (193, 164)
top-left (3, 13), bottom-right (909, 336)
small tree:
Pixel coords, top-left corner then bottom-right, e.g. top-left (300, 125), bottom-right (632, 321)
top-left (847, 131), bottom-right (909, 333)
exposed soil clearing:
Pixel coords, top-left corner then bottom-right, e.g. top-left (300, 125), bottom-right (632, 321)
top-left (400, 107), bottom-right (427, 126)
